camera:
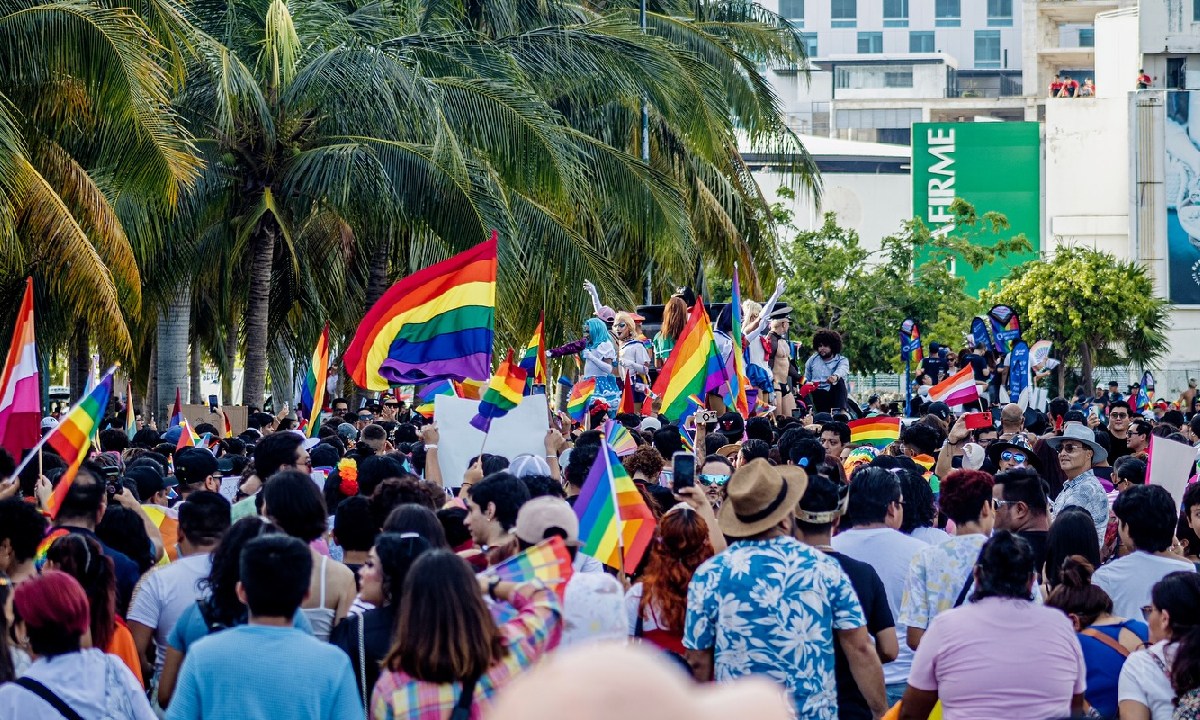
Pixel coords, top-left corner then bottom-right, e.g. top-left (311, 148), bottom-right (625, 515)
top-left (695, 409), bottom-right (718, 424)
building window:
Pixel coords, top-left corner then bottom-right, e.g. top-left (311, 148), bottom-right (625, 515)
top-left (779, 0), bottom-right (803, 23)
top-left (803, 32), bottom-right (818, 58)
top-left (987, 0), bottom-right (1012, 26)
top-left (883, 0), bottom-right (907, 27)
top-left (974, 30), bottom-right (1001, 68)
top-left (857, 31), bottom-right (883, 54)
top-left (936, 0), bottom-right (960, 27)
top-left (1079, 27), bottom-right (1094, 47)
top-left (831, 0), bottom-right (856, 27)
top-left (834, 64), bottom-right (914, 89)
top-left (910, 30), bottom-right (935, 53)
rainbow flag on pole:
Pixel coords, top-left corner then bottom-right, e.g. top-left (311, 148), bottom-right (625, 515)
top-left (565, 378), bottom-right (596, 422)
top-left (0, 278), bottom-right (41, 458)
top-left (573, 442), bottom-right (656, 574)
top-left (650, 298), bottom-right (727, 422)
top-left (344, 233), bottom-right (497, 389)
top-left (848, 416), bottom-right (901, 449)
top-left (727, 268), bottom-right (751, 418)
top-left (168, 388), bottom-right (182, 429)
top-left (176, 418), bottom-right (201, 450)
top-left (470, 351), bottom-right (527, 433)
top-left (415, 379), bottom-right (457, 419)
top-left (518, 313), bottom-right (547, 391)
top-left (38, 367), bottom-right (116, 518)
top-left (928, 365), bottom-right (980, 406)
top-left (300, 325), bottom-right (330, 438)
top-left (124, 382), bottom-right (137, 440)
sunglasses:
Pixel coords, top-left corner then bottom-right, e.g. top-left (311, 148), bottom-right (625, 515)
top-left (1000, 451), bottom-right (1027, 464)
top-left (1142, 604), bottom-right (1154, 621)
top-left (699, 473), bottom-right (730, 487)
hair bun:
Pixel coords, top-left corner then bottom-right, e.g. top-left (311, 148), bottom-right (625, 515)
top-left (1059, 554), bottom-right (1094, 588)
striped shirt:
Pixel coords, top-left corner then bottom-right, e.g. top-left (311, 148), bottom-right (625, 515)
top-left (370, 585), bottom-right (562, 720)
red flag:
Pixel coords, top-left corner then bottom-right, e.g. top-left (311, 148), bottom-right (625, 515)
top-left (619, 371), bottom-right (635, 415)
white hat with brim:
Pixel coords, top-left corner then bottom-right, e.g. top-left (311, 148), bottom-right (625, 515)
top-left (1044, 422), bottom-right (1108, 464)
top-left (717, 459), bottom-right (808, 538)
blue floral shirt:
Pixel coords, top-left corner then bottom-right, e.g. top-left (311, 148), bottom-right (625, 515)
top-left (684, 536), bottom-right (865, 719)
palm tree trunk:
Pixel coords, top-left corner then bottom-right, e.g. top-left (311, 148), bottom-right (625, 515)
top-left (242, 221), bottom-right (276, 410)
top-left (222, 331), bottom-right (237, 406)
top-left (190, 343), bottom-right (202, 403)
top-left (356, 236), bottom-right (392, 407)
top-left (68, 322), bottom-right (89, 402)
top-left (145, 342), bottom-right (157, 423)
top-left (157, 285), bottom-right (191, 420)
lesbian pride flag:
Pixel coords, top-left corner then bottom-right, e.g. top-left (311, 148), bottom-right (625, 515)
top-left (0, 278), bottom-right (40, 459)
top-left (928, 365), bottom-right (980, 406)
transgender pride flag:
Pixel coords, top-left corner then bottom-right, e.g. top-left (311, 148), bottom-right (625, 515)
top-left (0, 278), bottom-right (40, 459)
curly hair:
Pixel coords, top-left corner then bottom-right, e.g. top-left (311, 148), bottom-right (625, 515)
top-left (938, 469), bottom-right (995, 524)
top-left (638, 507), bottom-right (714, 634)
top-left (812, 329), bottom-right (843, 355)
top-left (623, 445), bottom-right (665, 482)
top-left (661, 297), bottom-right (688, 343)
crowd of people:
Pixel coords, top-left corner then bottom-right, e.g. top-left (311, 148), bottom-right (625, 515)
top-left (2, 304), bottom-right (1200, 720)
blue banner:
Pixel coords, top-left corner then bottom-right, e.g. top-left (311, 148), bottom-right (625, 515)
top-left (900, 318), bottom-right (923, 363)
top-left (970, 317), bottom-right (991, 351)
top-left (988, 305), bottom-right (1021, 354)
top-left (1008, 340), bottom-right (1030, 398)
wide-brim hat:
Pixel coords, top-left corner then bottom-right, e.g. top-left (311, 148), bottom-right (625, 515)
top-left (985, 438), bottom-right (1042, 471)
top-left (768, 305), bottom-right (792, 320)
top-left (716, 443), bottom-right (742, 460)
top-left (717, 458), bottom-right (808, 538)
top-left (1044, 422), bottom-right (1108, 464)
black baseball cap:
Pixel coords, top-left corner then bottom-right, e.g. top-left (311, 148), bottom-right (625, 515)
top-left (125, 465), bottom-right (175, 500)
top-left (175, 448), bottom-right (219, 487)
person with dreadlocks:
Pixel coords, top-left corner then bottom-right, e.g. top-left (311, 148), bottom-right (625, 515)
top-left (805, 329), bottom-right (850, 414)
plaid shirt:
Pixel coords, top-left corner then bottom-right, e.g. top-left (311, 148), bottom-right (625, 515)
top-left (371, 585), bottom-right (562, 720)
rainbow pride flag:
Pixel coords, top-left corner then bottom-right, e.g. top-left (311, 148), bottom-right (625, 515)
top-left (485, 536), bottom-right (574, 599)
top-left (168, 388), bottom-right (182, 429)
top-left (344, 234), bottom-right (497, 390)
top-left (727, 268), bottom-right (750, 418)
top-left (176, 418), bottom-right (201, 450)
top-left (221, 410), bottom-right (233, 438)
top-left (848, 416), bottom-right (901, 449)
top-left (41, 367), bottom-right (116, 518)
top-left (455, 378), bottom-right (486, 401)
top-left (34, 527), bottom-right (70, 570)
top-left (603, 419), bottom-right (638, 457)
top-left (124, 382), bottom-right (136, 440)
top-left (650, 298), bottom-right (727, 422)
top-left (566, 378), bottom-right (596, 422)
top-left (679, 425), bottom-right (695, 453)
top-left (574, 442), bottom-right (656, 574)
top-left (928, 365), bottom-right (980, 406)
top-left (0, 278), bottom-right (40, 459)
top-left (300, 325), bottom-right (330, 438)
top-left (518, 313), bottom-right (547, 390)
top-left (470, 351), bottom-right (527, 432)
top-left (415, 379), bottom-right (457, 418)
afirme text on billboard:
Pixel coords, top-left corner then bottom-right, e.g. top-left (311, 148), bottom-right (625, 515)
top-left (912, 122), bottom-right (1041, 295)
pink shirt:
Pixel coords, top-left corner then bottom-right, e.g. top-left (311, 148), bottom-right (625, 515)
top-left (908, 597), bottom-right (1085, 720)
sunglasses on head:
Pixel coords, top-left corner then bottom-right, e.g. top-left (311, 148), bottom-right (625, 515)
top-left (1000, 450), bottom-right (1027, 464)
top-left (699, 473), bottom-right (729, 487)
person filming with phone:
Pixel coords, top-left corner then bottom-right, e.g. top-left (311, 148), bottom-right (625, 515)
top-left (805, 329), bottom-right (850, 414)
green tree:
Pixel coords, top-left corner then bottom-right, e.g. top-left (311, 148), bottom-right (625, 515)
top-left (982, 246), bottom-right (1169, 390)
top-left (777, 198), bottom-right (1030, 373)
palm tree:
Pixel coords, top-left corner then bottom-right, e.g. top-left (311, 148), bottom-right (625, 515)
top-left (0, 0), bottom-right (198, 399)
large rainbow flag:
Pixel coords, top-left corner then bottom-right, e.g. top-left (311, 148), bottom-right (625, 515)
top-left (650, 298), bottom-right (727, 422)
top-left (726, 268), bottom-right (751, 419)
top-left (0, 278), bottom-right (41, 458)
top-left (37, 367), bottom-right (116, 518)
top-left (470, 351), bottom-right (527, 432)
top-left (300, 325), bottom-right (330, 438)
top-left (848, 416), bottom-right (901, 449)
top-left (928, 365), bottom-right (980, 406)
top-left (518, 313), bottom-right (547, 390)
top-left (573, 441), bottom-right (656, 574)
top-left (344, 234), bottom-right (497, 390)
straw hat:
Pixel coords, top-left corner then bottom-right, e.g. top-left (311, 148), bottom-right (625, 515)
top-left (717, 459), bottom-right (808, 538)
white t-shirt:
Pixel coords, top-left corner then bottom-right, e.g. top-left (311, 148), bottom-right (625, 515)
top-left (561, 572), bottom-right (627, 648)
top-left (1093, 552), bottom-right (1195, 620)
top-left (1118, 641), bottom-right (1177, 720)
top-left (910, 526), bottom-right (952, 545)
top-left (833, 526), bottom-right (928, 685)
top-left (126, 552), bottom-right (213, 676)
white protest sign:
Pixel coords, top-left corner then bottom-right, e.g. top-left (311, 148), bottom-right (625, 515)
top-left (433, 394), bottom-right (549, 488)
top-left (1147, 434), bottom-right (1195, 508)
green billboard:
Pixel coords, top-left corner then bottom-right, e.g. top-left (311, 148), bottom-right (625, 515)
top-left (912, 122), bottom-right (1040, 295)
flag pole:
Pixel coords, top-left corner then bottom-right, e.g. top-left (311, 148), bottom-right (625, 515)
top-left (905, 354), bottom-right (912, 418)
top-left (14, 364), bottom-right (118, 478)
